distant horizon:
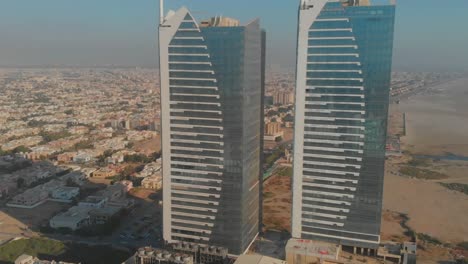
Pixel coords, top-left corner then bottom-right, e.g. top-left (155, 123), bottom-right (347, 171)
top-left (1, 65), bottom-right (467, 74)
top-left (1, 1), bottom-right (468, 72)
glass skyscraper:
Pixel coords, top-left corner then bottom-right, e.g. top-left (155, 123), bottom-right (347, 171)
top-left (292, 0), bottom-right (396, 249)
top-left (159, 7), bottom-right (265, 255)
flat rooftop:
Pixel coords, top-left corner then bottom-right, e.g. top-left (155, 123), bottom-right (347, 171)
top-left (342, 0), bottom-right (395, 6)
top-left (200, 16), bottom-right (240, 27)
top-left (285, 239), bottom-right (340, 260)
top-left (234, 255), bottom-right (286, 264)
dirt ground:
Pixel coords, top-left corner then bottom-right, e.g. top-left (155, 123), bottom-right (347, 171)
top-left (398, 78), bottom-right (468, 156)
top-left (262, 173), bottom-right (291, 233)
top-left (0, 210), bottom-right (36, 244)
top-left (133, 135), bottom-right (161, 155)
top-left (129, 188), bottom-right (159, 202)
top-left (1, 202), bottom-right (67, 230)
top-left (382, 78), bottom-right (468, 262)
top-left (0, 201), bottom-right (68, 244)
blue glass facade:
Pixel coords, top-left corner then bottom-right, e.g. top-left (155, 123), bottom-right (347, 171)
top-left (160, 9), bottom-right (264, 255)
top-left (293, 0), bottom-right (395, 249)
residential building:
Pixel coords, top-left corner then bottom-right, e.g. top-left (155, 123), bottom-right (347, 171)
top-left (91, 167), bottom-right (116, 178)
top-left (159, 7), bottom-right (265, 254)
top-left (265, 122), bottom-right (281, 136)
top-left (142, 176), bottom-right (162, 190)
top-left (122, 247), bottom-right (194, 264)
top-left (49, 206), bottom-right (92, 230)
top-left (292, 0), bottom-right (396, 250)
top-left (78, 196), bottom-right (108, 209)
top-left (50, 187), bottom-right (80, 202)
top-left (89, 206), bottom-right (121, 225)
top-left (273, 91), bottom-right (294, 105)
top-left (264, 122), bottom-right (284, 141)
top-left (7, 188), bottom-right (49, 208)
top-left (15, 254), bottom-right (78, 264)
top-left (72, 152), bottom-right (91, 163)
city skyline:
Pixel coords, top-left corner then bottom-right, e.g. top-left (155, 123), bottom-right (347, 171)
top-left (0, 0), bottom-right (467, 71)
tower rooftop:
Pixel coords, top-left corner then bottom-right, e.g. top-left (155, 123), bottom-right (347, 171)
top-left (200, 16), bottom-right (240, 27)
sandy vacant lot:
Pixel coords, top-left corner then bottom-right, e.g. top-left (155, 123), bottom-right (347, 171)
top-left (0, 210), bottom-right (35, 244)
top-left (399, 78), bottom-right (468, 156)
top-left (263, 172), bottom-right (291, 232)
top-left (133, 135), bottom-right (161, 155)
top-left (383, 168), bottom-right (468, 243)
top-left (382, 78), bottom-right (468, 262)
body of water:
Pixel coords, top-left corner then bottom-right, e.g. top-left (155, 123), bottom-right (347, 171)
top-left (416, 153), bottom-right (468, 161)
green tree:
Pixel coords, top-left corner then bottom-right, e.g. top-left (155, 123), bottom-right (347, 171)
top-left (12, 145), bottom-right (31, 153)
top-left (73, 141), bottom-right (93, 150)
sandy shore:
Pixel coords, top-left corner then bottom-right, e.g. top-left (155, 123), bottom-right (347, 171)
top-left (399, 77), bottom-right (468, 156)
top-left (382, 77), bottom-right (468, 261)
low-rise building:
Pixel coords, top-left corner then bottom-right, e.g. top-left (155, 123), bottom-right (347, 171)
top-left (91, 167), bottom-right (116, 178)
top-left (73, 152), bottom-right (91, 163)
top-left (61, 171), bottom-right (86, 185)
top-left (141, 176), bottom-right (162, 190)
top-left (264, 122), bottom-right (284, 141)
top-left (57, 152), bottom-right (76, 163)
top-left (7, 188), bottom-right (49, 209)
top-left (89, 206), bottom-right (121, 225)
top-left (123, 247), bottom-right (193, 264)
top-left (78, 196), bottom-right (108, 209)
top-left (15, 254), bottom-right (78, 264)
top-left (49, 206), bottom-right (92, 231)
top-left (285, 239), bottom-right (340, 264)
top-left (50, 187), bottom-right (80, 202)
top-left (120, 180), bottom-right (133, 192)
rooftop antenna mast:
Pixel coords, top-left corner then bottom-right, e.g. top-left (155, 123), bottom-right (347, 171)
top-left (159, 0), bottom-right (164, 25)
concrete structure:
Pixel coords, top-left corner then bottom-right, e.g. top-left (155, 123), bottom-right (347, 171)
top-left (15, 254), bottom-right (78, 264)
top-left (91, 167), bottom-right (116, 178)
top-left (201, 16), bottom-right (240, 27)
top-left (142, 176), bottom-right (162, 190)
top-left (123, 247), bottom-right (194, 264)
top-left (72, 152), bottom-right (91, 163)
top-left (78, 196), bottom-right (108, 209)
top-left (264, 122), bottom-right (283, 141)
top-left (49, 206), bottom-right (92, 230)
top-left (273, 91), bottom-right (294, 105)
top-left (159, 6), bottom-right (265, 254)
top-left (234, 255), bottom-right (286, 264)
top-left (89, 206), bottom-right (121, 225)
top-left (285, 239), bottom-right (340, 264)
top-left (376, 242), bottom-right (417, 264)
top-left (50, 186), bottom-right (80, 202)
top-left (171, 242), bottom-right (229, 264)
top-left (7, 188), bottom-right (49, 209)
top-left (292, 0), bottom-right (396, 249)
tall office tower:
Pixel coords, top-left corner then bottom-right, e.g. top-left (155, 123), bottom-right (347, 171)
top-left (159, 7), bottom-right (265, 255)
top-left (292, 0), bottom-right (396, 250)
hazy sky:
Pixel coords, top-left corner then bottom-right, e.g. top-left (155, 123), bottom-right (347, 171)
top-left (1, 0), bottom-right (467, 72)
